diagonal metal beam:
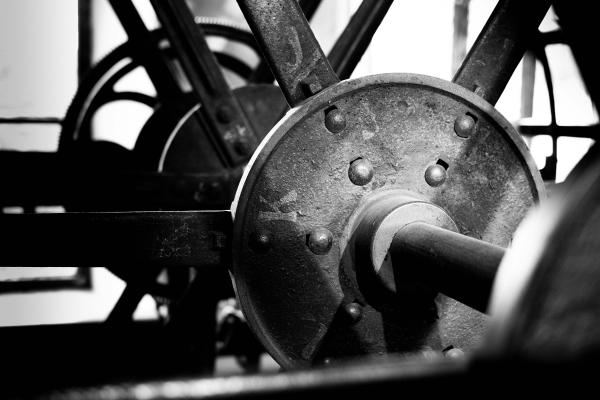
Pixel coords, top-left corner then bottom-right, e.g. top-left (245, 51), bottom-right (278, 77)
top-left (0, 211), bottom-right (231, 268)
top-left (108, 0), bottom-right (181, 99)
top-left (452, 0), bottom-right (551, 105)
top-left (150, 0), bottom-right (259, 167)
top-left (250, 0), bottom-right (324, 84)
top-left (328, 0), bottom-right (393, 80)
top-left (238, 0), bottom-right (339, 107)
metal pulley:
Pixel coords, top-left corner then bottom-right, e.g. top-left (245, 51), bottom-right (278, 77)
top-left (231, 73), bottom-right (544, 367)
top-left (486, 143), bottom-right (600, 360)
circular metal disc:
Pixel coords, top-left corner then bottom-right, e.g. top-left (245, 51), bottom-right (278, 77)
top-left (232, 73), bottom-right (544, 368)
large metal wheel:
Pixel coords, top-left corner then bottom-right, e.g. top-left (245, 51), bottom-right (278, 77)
top-left (6, 0), bottom-right (600, 396)
top-left (228, 0), bottom-right (551, 368)
top-left (59, 20), bottom-right (262, 153)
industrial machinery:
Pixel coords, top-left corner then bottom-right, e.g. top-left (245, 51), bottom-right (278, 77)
top-left (0, 0), bottom-right (599, 397)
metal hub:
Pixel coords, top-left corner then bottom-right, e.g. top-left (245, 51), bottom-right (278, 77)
top-left (347, 190), bottom-right (458, 296)
top-left (232, 73), bottom-right (544, 368)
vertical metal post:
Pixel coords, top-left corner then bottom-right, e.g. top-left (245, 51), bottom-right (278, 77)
top-left (77, 0), bottom-right (92, 82)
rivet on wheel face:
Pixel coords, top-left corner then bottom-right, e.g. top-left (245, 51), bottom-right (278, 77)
top-left (454, 113), bottom-right (476, 138)
top-left (216, 105), bottom-right (234, 124)
top-left (348, 158), bottom-right (373, 186)
top-left (324, 107), bottom-right (346, 133)
top-left (444, 347), bottom-right (464, 359)
top-left (250, 230), bottom-right (271, 253)
top-left (233, 137), bottom-right (252, 156)
top-left (425, 162), bottom-right (447, 187)
top-left (344, 302), bottom-right (363, 323)
top-left (306, 227), bottom-right (333, 255)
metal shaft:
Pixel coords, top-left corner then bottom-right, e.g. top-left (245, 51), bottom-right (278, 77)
top-left (391, 222), bottom-right (504, 312)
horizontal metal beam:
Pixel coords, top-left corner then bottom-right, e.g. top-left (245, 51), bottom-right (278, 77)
top-left (391, 222), bottom-right (504, 312)
top-left (249, 0), bottom-right (324, 83)
top-left (0, 151), bottom-right (240, 209)
top-left (518, 124), bottom-right (599, 139)
top-left (0, 211), bottom-right (231, 268)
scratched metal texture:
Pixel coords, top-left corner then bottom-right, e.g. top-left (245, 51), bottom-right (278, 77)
top-left (232, 73), bottom-right (544, 368)
top-left (0, 211), bottom-right (231, 269)
top-left (238, 0), bottom-right (339, 107)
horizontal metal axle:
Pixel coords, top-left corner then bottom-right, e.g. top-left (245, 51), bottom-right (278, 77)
top-left (0, 211), bottom-right (231, 268)
top-left (391, 222), bottom-right (505, 312)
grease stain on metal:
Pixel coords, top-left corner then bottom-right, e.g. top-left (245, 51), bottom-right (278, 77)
top-left (360, 102), bottom-right (380, 140)
top-left (286, 28), bottom-right (302, 72)
top-left (158, 222), bottom-right (192, 258)
top-left (259, 191), bottom-right (298, 222)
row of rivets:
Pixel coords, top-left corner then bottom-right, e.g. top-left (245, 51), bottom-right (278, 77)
top-left (249, 111), bottom-right (476, 262)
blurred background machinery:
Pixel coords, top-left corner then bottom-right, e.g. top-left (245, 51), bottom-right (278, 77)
top-left (0, 0), bottom-right (598, 397)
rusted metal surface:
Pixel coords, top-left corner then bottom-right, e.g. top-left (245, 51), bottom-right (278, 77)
top-left (232, 73), bottom-right (544, 368)
top-left (250, 0), bottom-right (323, 83)
top-left (237, 0), bottom-right (339, 107)
top-left (452, 0), bottom-right (551, 105)
top-left (0, 211), bottom-right (230, 268)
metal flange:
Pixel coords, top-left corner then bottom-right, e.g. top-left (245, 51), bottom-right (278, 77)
top-left (232, 73), bottom-right (544, 368)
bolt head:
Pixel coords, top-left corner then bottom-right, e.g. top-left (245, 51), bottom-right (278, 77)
top-left (307, 227), bottom-right (333, 255)
top-left (444, 348), bottom-right (464, 359)
top-left (217, 105), bottom-right (234, 124)
top-left (454, 114), bottom-right (476, 138)
top-left (233, 137), bottom-right (252, 156)
top-left (344, 302), bottom-right (363, 323)
top-left (420, 348), bottom-right (440, 361)
top-left (250, 230), bottom-right (271, 253)
top-left (324, 108), bottom-right (346, 133)
top-left (425, 164), bottom-right (446, 187)
top-left (348, 158), bottom-right (374, 186)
